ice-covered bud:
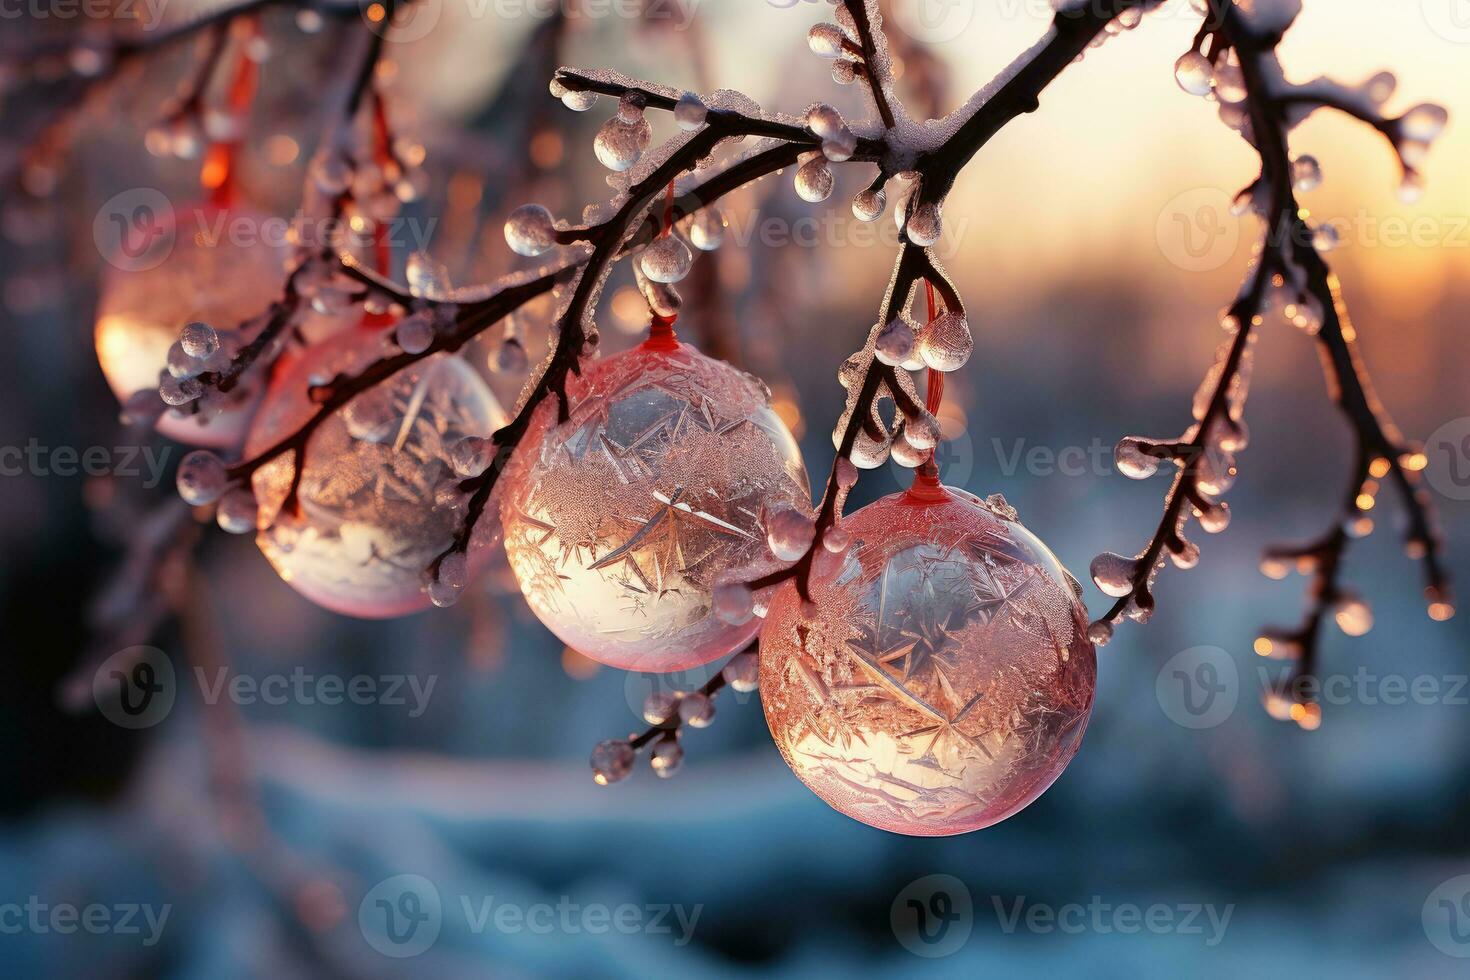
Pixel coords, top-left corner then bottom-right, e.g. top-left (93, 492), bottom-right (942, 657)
top-left (1399, 103), bottom-right (1448, 143)
top-left (1114, 437), bottom-right (1164, 479)
top-left (722, 650), bottom-right (759, 693)
top-left (1291, 155), bottom-right (1322, 192)
top-left (807, 103), bottom-right (844, 139)
top-left (159, 375), bottom-right (203, 406)
top-left (686, 208), bottom-right (726, 251)
top-left (449, 436), bottom-right (492, 477)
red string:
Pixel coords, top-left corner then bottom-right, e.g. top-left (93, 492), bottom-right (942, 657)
top-left (201, 18), bottom-right (260, 210)
top-left (644, 180), bottom-right (679, 349)
top-left (923, 280), bottom-right (944, 416)
top-left (360, 93), bottom-right (397, 330)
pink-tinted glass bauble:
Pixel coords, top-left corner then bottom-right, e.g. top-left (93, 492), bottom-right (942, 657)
top-left (501, 340), bottom-right (811, 672)
top-left (759, 483), bottom-right (1096, 835)
top-left (246, 328), bottom-right (507, 618)
top-left (94, 203), bottom-right (282, 447)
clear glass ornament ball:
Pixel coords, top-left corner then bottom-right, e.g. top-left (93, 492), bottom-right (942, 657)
top-left (246, 327), bottom-right (507, 618)
top-left (759, 482), bottom-right (1096, 836)
top-left (94, 203), bottom-right (282, 447)
top-left (501, 339), bottom-right (811, 672)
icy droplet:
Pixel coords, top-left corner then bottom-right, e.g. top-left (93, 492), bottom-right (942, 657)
top-left (1400, 103), bottom-right (1448, 142)
top-left (714, 582), bottom-right (755, 625)
top-left (852, 188), bottom-right (886, 222)
top-left (159, 375), bottom-right (203, 406)
top-left (890, 436), bottom-right (929, 469)
top-left (650, 737), bottom-right (683, 777)
top-left (903, 411), bottom-right (941, 450)
top-left (395, 313), bottom-right (434, 354)
top-left (1311, 223), bottom-right (1340, 252)
top-left (216, 487), bottom-right (257, 534)
top-left (495, 337), bottom-right (528, 374)
top-left (808, 23), bottom-right (846, 58)
top-left (1213, 62), bottom-right (1246, 102)
top-left (1291, 155), bottom-right (1322, 192)
top-left (504, 203), bottom-right (557, 257)
top-left (1114, 438), bottom-right (1163, 479)
top-left (822, 130), bottom-right (857, 163)
top-left (593, 115), bottom-right (651, 172)
top-left (1397, 173), bottom-right (1426, 205)
top-left (766, 506), bottom-right (815, 562)
top-left (1090, 552), bottom-right (1138, 598)
top-left (590, 739), bottom-right (634, 785)
top-left (167, 341), bottom-right (203, 380)
top-left (850, 431), bottom-right (890, 469)
top-left (1365, 71), bottom-right (1396, 104)
top-left (1087, 621), bottom-right (1114, 646)
top-left (873, 317), bottom-right (914, 366)
top-left (835, 457), bottom-right (860, 489)
top-left (687, 209), bottom-right (726, 251)
top-left (674, 92), bottom-right (708, 131)
top-left (794, 157), bottom-right (834, 203)
top-left (1333, 596), bottom-right (1373, 636)
top-left (643, 690), bottom-right (678, 725)
top-left (1170, 539), bottom-right (1201, 569)
top-left (807, 103), bottom-right (844, 139)
top-left (640, 236), bottom-right (693, 284)
top-left (449, 435), bottom-right (492, 477)
top-left (177, 450), bottom-right (227, 505)
top-left (917, 312), bottom-right (972, 372)
top-left (1198, 501), bottom-right (1231, 533)
top-left (1174, 51), bottom-right (1213, 96)
top-left (679, 693), bottom-right (714, 728)
top-left (406, 251), bottom-right (451, 301)
top-left (430, 549), bottom-right (465, 591)
top-left (180, 321), bottom-right (219, 358)
top-left (722, 650), bottom-right (759, 693)
top-left (560, 88), bottom-right (597, 112)
top-left (904, 202), bottom-right (943, 247)
top-left (822, 525), bottom-right (851, 553)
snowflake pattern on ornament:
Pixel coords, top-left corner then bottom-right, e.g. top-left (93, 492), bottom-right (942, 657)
top-left (502, 342), bottom-right (810, 671)
top-left (760, 485), bottom-right (1095, 835)
top-left (249, 333), bottom-right (506, 618)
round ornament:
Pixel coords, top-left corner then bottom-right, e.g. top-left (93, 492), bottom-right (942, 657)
top-left (501, 336), bottom-right (811, 672)
top-left (759, 481), bottom-right (1095, 835)
top-left (94, 202), bottom-right (284, 446)
top-left (245, 328), bottom-right (507, 618)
